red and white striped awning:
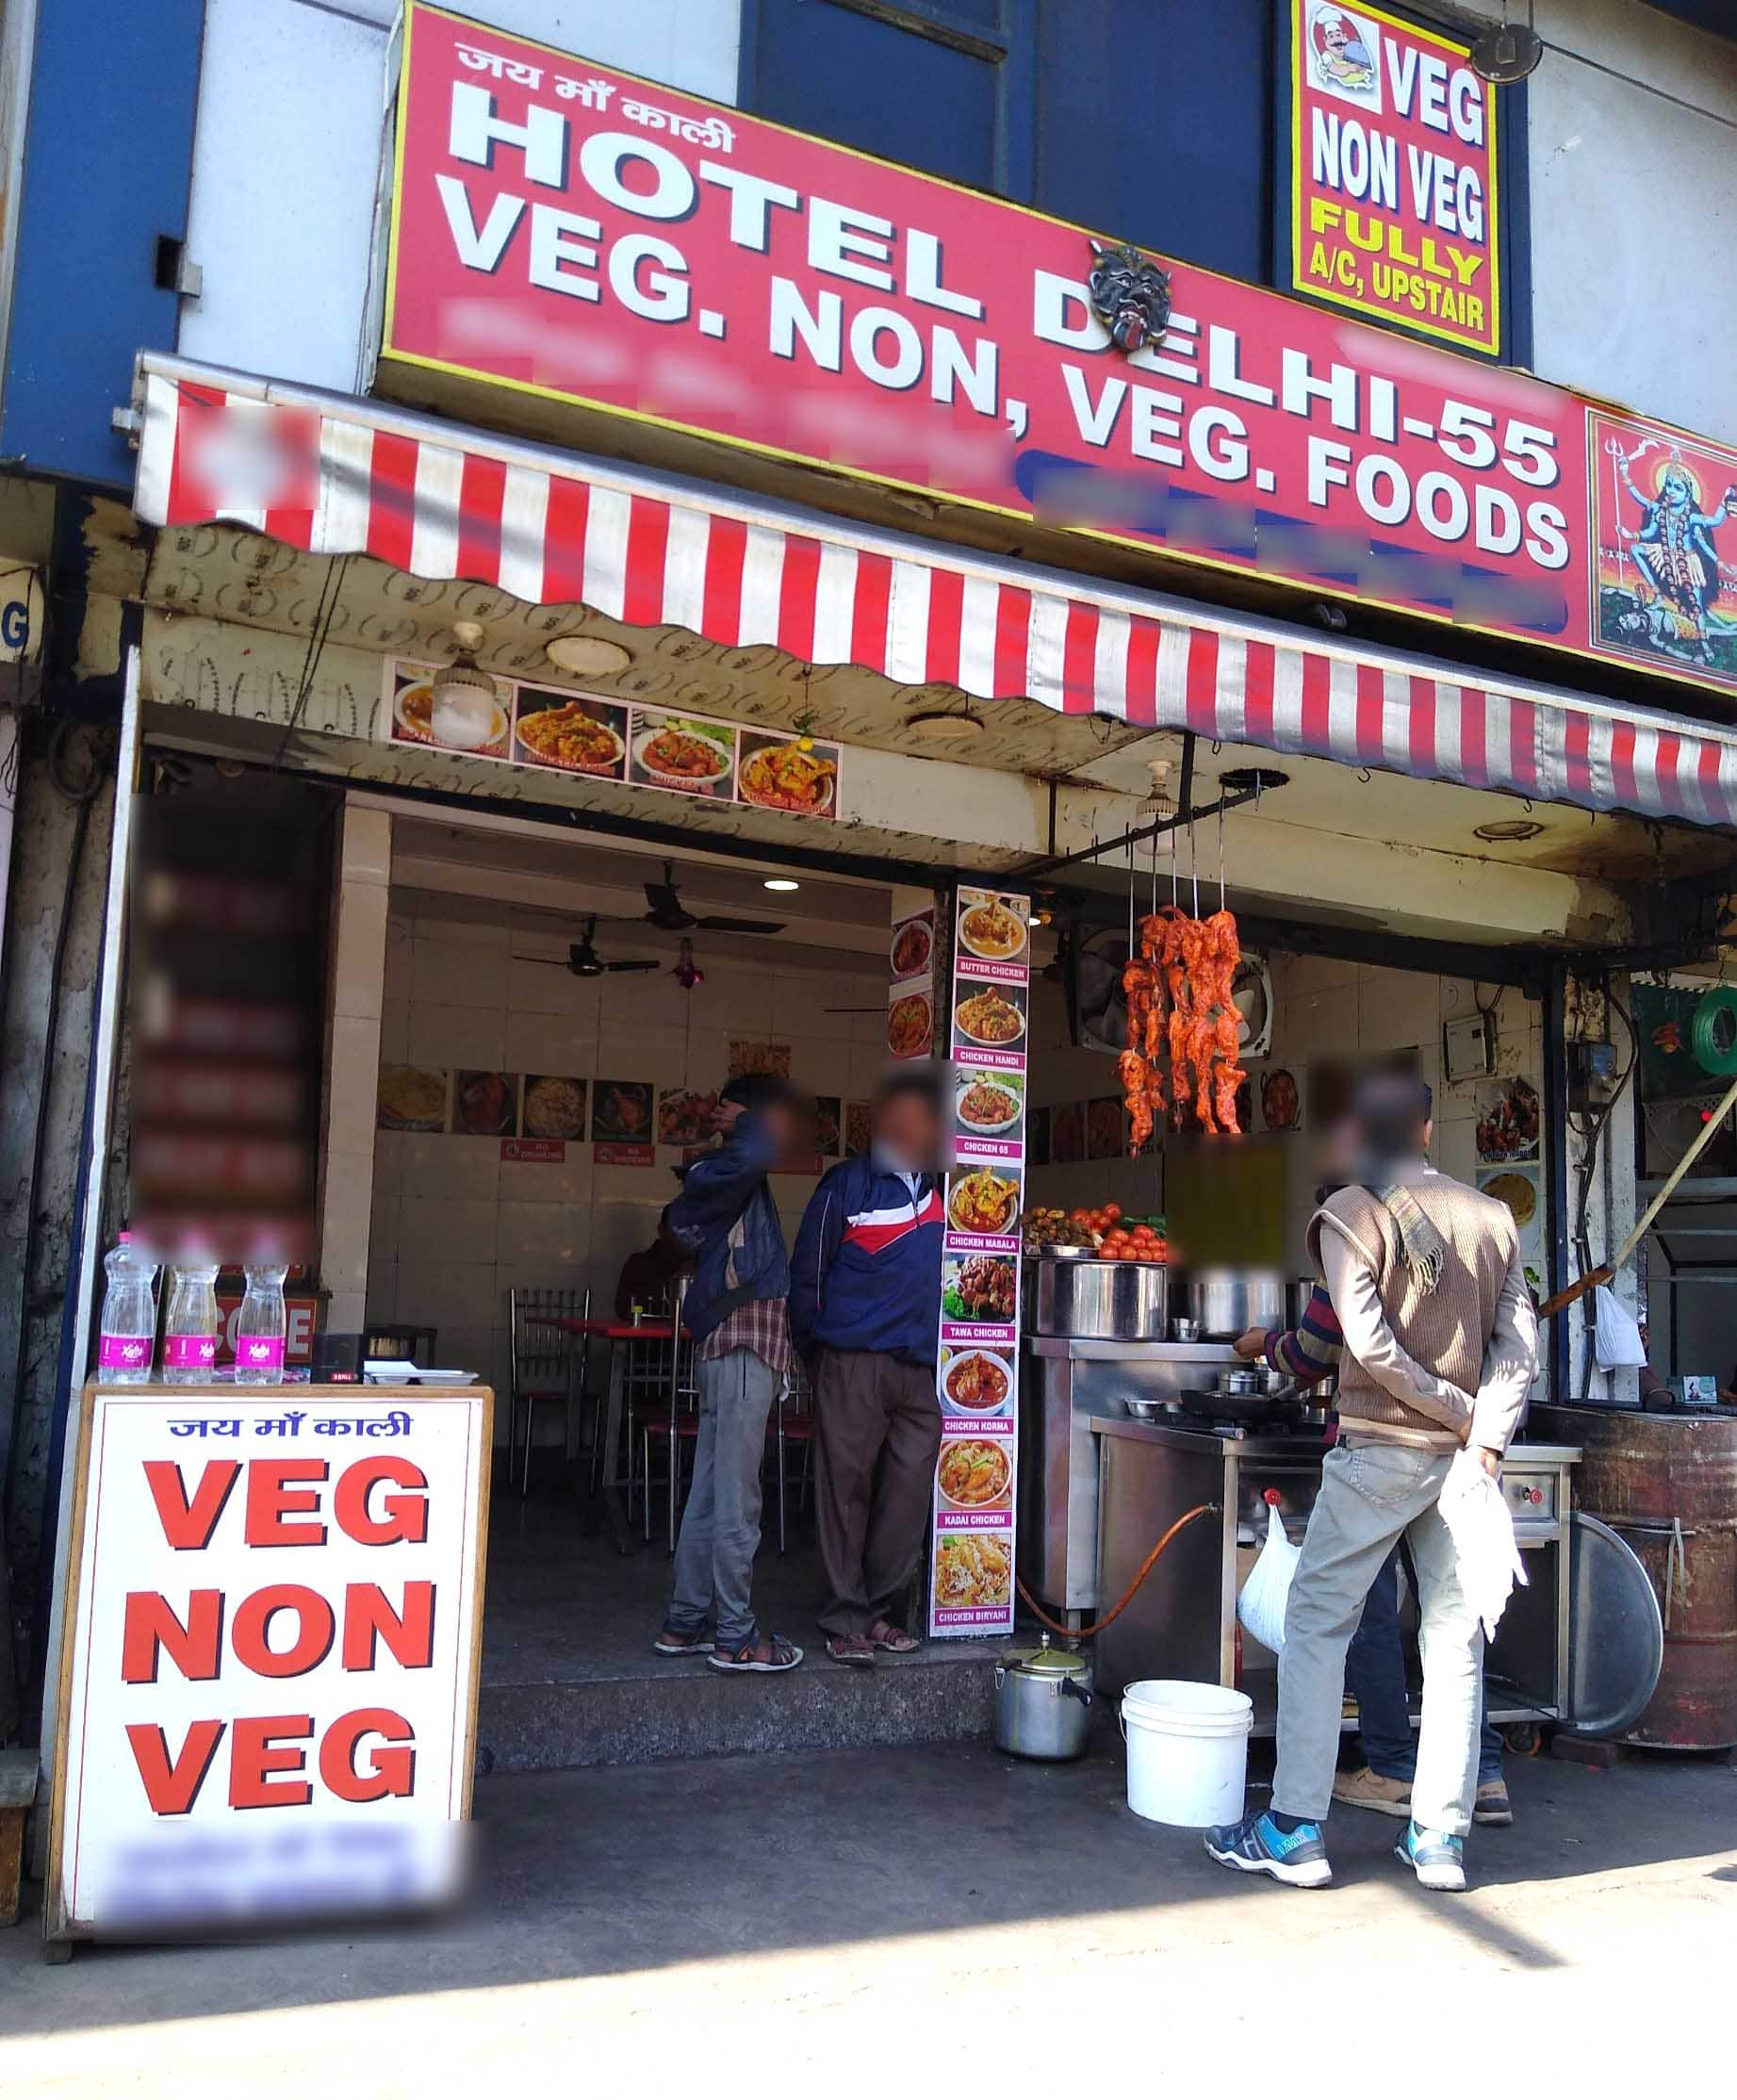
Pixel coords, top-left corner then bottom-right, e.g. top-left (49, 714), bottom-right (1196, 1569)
top-left (133, 356), bottom-right (1737, 829)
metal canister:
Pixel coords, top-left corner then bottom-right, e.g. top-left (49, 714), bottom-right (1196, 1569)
top-left (1532, 1403), bottom-right (1737, 1748)
top-left (1032, 1257), bottom-right (1170, 1339)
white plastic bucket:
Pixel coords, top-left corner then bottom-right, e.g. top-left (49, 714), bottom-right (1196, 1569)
top-left (1119, 1679), bottom-right (1254, 1827)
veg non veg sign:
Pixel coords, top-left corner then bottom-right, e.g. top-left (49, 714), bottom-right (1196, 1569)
top-left (47, 1386), bottom-right (491, 1943)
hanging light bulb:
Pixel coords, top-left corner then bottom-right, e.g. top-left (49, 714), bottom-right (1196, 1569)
top-left (429, 621), bottom-right (501, 749)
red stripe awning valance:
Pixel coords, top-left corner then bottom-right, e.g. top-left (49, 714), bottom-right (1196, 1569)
top-left (132, 357), bottom-right (1737, 829)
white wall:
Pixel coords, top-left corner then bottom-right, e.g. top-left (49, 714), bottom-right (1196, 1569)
top-left (1531, 0), bottom-right (1737, 435)
top-left (178, 0), bottom-right (743, 394)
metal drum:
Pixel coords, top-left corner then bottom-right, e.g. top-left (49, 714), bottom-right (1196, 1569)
top-left (1031, 1258), bottom-right (1170, 1340)
top-left (1533, 1403), bottom-right (1737, 1748)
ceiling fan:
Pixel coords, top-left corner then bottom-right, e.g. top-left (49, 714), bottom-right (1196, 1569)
top-left (642, 860), bottom-right (785, 936)
top-left (519, 915), bottom-right (661, 978)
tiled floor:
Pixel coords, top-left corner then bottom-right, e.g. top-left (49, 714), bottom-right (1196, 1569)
top-left (481, 1470), bottom-right (991, 1689)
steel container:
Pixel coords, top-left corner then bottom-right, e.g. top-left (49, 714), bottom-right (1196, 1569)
top-left (992, 1635), bottom-right (1094, 1760)
top-left (1032, 1258), bottom-right (1171, 1340)
top-left (1186, 1268), bottom-right (1289, 1338)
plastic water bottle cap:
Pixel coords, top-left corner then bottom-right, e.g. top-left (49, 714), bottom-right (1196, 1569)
top-left (118, 1231), bottom-right (132, 1244)
top-left (1263, 1487), bottom-right (1283, 1506)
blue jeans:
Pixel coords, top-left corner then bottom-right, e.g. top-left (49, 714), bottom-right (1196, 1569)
top-left (1347, 1546), bottom-right (1503, 1786)
top-left (666, 1350), bottom-right (778, 1650)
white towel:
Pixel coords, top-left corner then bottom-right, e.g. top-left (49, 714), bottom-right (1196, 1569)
top-left (1438, 1448), bottom-right (1527, 1641)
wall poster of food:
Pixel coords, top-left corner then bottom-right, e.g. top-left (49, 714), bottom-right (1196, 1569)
top-left (513, 687), bottom-right (628, 779)
top-left (930, 884), bottom-right (1030, 1640)
top-left (844, 1100), bottom-right (873, 1157)
top-left (1476, 1075), bottom-right (1541, 1164)
top-left (627, 709), bottom-right (737, 799)
top-left (452, 1070), bottom-right (519, 1137)
top-left (378, 661), bottom-right (846, 819)
top-left (1479, 1163), bottom-right (1544, 1287)
top-left (656, 1087), bottom-right (718, 1148)
top-left (728, 1039), bottom-right (792, 1080)
top-left (385, 660), bottom-right (512, 761)
top-left (596, 1083), bottom-right (655, 1150)
top-left (522, 1074), bottom-right (589, 1141)
top-left (737, 730), bottom-right (840, 818)
top-left (377, 1064), bottom-right (449, 1132)
top-left (812, 1095), bottom-right (842, 1157)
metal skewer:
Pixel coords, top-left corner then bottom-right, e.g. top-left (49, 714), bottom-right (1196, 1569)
top-left (1218, 795), bottom-right (1226, 913)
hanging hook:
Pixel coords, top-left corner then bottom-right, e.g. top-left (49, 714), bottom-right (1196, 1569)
top-left (1356, 766), bottom-right (1372, 784)
top-left (1522, 797), bottom-right (1533, 813)
top-left (1210, 739), bottom-right (1222, 756)
top-left (1189, 811), bottom-right (1199, 920)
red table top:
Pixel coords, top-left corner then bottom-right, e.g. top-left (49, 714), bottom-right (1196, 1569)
top-left (549, 1317), bottom-right (685, 1341)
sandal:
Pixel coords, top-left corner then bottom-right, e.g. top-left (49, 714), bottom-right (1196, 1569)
top-left (869, 1618), bottom-right (920, 1655)
top-left (652, 1623), bottom-right (712, 1656)
top-left (709, 1630), bottom-right (803, 1673)
top-left (826, 1633), bottom-right (877, 1668)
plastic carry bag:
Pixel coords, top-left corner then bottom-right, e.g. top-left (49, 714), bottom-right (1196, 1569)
top-left (1237, 1501), bottom-right (1302, 1653)
top-left (1593, 1285), bottom-right (1647, 1370)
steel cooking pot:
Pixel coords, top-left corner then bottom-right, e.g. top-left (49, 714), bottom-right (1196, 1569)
top-left (1187, 1268), bottom-right (1289, 1339)
top-left (993, 1634), bottom-right (1094, 1760)
top-left (1033, 1257), bottom-right (1170, 1340)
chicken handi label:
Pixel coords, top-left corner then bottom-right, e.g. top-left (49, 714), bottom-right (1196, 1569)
top-left (930, 887), bottom-right (1030, 1638)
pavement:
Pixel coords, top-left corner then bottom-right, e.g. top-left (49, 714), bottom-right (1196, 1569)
top-left (3, 1734), bottom-right (1734, 2092)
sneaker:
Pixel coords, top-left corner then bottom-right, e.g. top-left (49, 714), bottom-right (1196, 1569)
top-left (1474, 1779), bottom-right (1513, 1827)
top-left (651, 1623), bottom-right (712, 1656)
top-left (1395, 1820), bottom-right (1466, 1893)
top-left (1331, 1765), bottom-right (1412, 1819)
top-left (1204, 1812), bottom-right (1333, 1889)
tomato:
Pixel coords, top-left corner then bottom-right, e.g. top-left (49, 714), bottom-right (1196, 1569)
top-left (1103, 1203), bottom-right (1122, 1222)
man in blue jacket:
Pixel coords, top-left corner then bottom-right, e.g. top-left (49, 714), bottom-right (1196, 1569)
top-left (653, 1073), bottom-right (807, 1674)
top-left (791, 1067), bottom-right (945, 1666)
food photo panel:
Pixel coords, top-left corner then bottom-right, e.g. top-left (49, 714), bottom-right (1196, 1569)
top-left (384, 659), bottom-right (513, 762)
top-left (512, 686), bottom-right (629, 779)
top-left (627, 708), bottom-right (737, 798)
top-left (951, 978), bottom-right (1027, 1065)
top-left (954, 1066), bottom-right (1024, 1161)
top-left (736, 729), bottom-right (840, 819)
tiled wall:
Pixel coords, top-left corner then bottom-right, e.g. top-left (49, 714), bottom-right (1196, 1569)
top-left (366, 901), bottom-right (893, 1408)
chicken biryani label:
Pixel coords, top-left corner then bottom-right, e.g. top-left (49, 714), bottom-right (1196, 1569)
top-left (933, 1607), bottom-right (1011, 1627)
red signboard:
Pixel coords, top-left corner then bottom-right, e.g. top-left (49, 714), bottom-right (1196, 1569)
top-left (378, 5), bottom-right (1737, 702)
top-left (1289, 3), bottom-right (1500, 357)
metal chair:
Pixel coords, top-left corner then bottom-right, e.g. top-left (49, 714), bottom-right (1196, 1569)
top-left (636, 1281), bottom-right (697, 1551)
top-left (363, 1322), bottom-right (437, 1366)
top-left (508, 1286), bottom-right (584, 1494)
top-left (772, 1357), bottom-right (816, 1554)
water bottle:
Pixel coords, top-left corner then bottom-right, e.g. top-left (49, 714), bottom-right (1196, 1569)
top-left (97, 1233), bottom-right (158, 1384)
top-left (162, 1263), bottom-right (221, 1384)
top-left (233, 1262), bottom-right (288, 1385)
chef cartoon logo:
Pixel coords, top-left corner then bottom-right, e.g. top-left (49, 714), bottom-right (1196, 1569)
top-left (1307, 4), bottom-right (1382, 107)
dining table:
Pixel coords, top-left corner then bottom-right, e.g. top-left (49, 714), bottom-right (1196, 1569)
top-left (553, 1287), bottom-right (690, 1554)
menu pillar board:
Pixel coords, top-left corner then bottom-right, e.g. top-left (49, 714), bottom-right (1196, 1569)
top-left (929, 888), bottom-right (1030, 1639)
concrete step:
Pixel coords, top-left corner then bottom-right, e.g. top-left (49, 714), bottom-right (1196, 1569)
top-left (478, 1649), bottom-right (997, 1772)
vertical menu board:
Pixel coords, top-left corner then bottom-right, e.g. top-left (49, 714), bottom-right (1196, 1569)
top-left (929, 888), bottom-right (1030, 1639)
